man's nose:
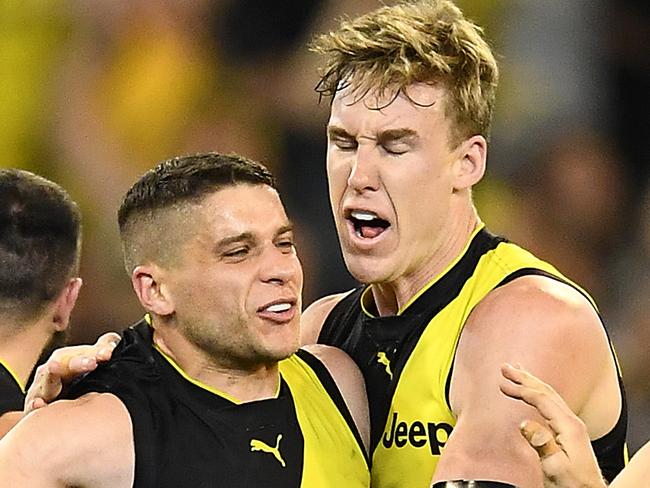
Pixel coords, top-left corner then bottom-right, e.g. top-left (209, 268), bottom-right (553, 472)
top-left (347, 146), bottom-right (380, 193)
top-left (259, 247), bottom-right (299, 285)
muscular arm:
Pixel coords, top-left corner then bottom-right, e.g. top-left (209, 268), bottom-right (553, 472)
top-left (300, 292), bottom-right (349, 346)
top-left (0, 393), bottom-right (134, 487)
top-left (433, 276), bottom-right (621, 487)
top-left (301, 344), bottom-right (370, 452)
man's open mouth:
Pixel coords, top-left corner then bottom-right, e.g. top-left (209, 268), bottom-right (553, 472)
top-left (348, 210), bottom-right (390, 239)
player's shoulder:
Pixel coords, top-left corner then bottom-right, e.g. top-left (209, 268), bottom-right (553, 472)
top-left (299, 344), bottom-right (365, 408)
top-left (299, 344), bottom-right (369, 450)
top-left (17, 392), bottom-right (131, 440)
top-left (300, 290), bottom-right (355, 345)
top-left (469, 273), bottom-right (602, 340)
top-left (300, 343), bottom-right (358, 373)
top-left (453, 273), bottom-right (610, 389)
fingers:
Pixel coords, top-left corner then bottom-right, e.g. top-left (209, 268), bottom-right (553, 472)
top-left (520, 420), bottom-right (562, 459)
top-left (520, 420), bottom-right (578, 487)
top-left (500, 363), bottom-right (576, 426)
top-left (30, 398), bottom-right (47, 410)
top-left (520, 420), bottom-right (605, 488)
top-left (64, 355), bottom-right (99, 374)
top-left (24, 363), bottom-right (64, 415)
top-left (24, 358), bottom-right (94, 415)
top-left (51, 332), bottom-right (120, 374)
top-left (23, 332), bottom-right (121, 415)
top-left (501, 364), bottom-right (598, 466)
top-left (502, 364), bottom-right (607, 488)
top-left (94, 333), bottom-right (121, 361)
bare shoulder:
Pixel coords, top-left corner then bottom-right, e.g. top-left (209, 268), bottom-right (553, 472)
top-left (0, 393), bottom-right (134, 487)
top-left (301, 344), bottom-right (369, 452)
top-left (301, 343), bottom-right (360, 378)
top-left (453, 274), bottom-right (613, 413)
top-left (470, 274), bottom-right (605, 338)
top-left (300, 290), bottom-right (353, 346)
top-left (300, 344), bottom-right (365, 403)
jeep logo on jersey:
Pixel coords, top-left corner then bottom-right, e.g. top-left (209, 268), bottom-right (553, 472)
top-left (382, 412), bottom-right (453, 455)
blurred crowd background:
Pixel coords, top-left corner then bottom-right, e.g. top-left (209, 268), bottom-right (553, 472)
top-left (1, 0), bottom-right (649, 453)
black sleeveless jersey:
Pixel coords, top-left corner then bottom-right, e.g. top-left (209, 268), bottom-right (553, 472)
top-left (318, 226), bottom-right (627, 486)
top-left (65, 320), bottom-right (369, 488)
top-left (0, 360), bottom-right (24, 415)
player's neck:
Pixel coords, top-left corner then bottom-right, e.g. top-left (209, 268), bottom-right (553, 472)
top-left (371, 207), bottom-right (482, 316)
top-left (0, 318), bottom-right (52, 390)
top-left (152, 326), bottom-right (280, 403)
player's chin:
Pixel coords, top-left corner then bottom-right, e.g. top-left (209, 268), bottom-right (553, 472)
top-left (259, 328), bottom-right (300, 361)
top-left (259, 342), bottom-right (300, 363)
top-left (343, 252), bottom-right (395, 284)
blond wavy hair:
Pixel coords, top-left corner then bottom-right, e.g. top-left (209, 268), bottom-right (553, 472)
top-left (311, 0), bottom-right (499, 146)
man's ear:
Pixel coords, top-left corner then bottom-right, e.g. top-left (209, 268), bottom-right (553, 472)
top-left (52, 277), bottom-right (83, 331)
top-left (453, 135), bottom-right (487, 191)
top-left (131, 264), bottom-right (175, 316)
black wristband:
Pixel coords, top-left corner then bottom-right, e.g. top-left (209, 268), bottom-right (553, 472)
top-left (432, 481), bottom-right (519, 488)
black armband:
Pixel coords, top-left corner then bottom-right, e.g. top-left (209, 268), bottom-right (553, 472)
top-left (432, 481), bottom-right (520, 488)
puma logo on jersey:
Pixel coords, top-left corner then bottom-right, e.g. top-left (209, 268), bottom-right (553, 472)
top-left (377, 351), bottom-right (393, 378)
top-left (250, 434), bottom-right (286, 467)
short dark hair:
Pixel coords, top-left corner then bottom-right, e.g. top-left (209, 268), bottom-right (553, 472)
top-left (118, 152), bottom-right (276, 272)
top-left (0, 169), bottom-right (82, 320)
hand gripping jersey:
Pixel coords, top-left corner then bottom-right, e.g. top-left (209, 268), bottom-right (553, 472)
top-left (65, 320), bottom-right (369, 488)
top-left (318, 226), bottom-right (627, 488)
top-left (0, 360), bottom-right (24, 415)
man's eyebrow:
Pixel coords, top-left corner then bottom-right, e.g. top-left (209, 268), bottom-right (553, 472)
top-left (215, 232), bottom-right (255, 250)
top-left (214, 224), bottom-right (294, 250)
top-left (377, 128), bottom-right (418, 143)
top-left (327, 126), bottom-right (353, 139)
top-left (275, 223), bottom-right (294, 238)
